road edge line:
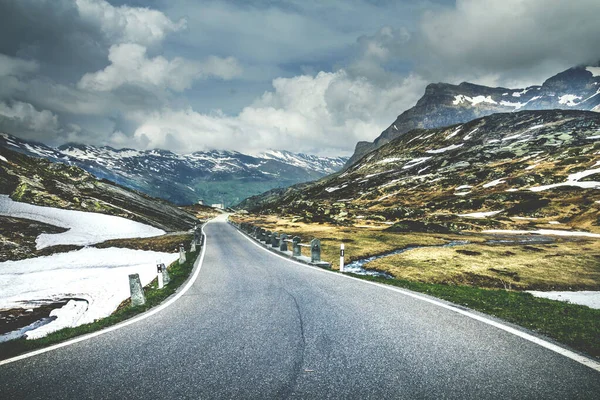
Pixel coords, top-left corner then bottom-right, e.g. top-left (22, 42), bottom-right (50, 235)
top-left (235, 226), bottom-right (600, 373)
top-left (0, 223), bottom-right (210, 367)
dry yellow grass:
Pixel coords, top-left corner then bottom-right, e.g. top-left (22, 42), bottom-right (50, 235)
top-left (231, 213), bottom-right (600, 290)
top-left (369, 240), bottom-right (600, 290)
top-left (231, 214), bottom-right (483, 269)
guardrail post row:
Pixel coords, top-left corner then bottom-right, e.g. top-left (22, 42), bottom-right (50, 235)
top-left (310, 239), bottom-right (321, 263)
top-left (279, 233), bottom-right (288, 251)
top-left (129, 273), bottom-right (146, 307)
top-left (292, 236), bottom-right (301, 257)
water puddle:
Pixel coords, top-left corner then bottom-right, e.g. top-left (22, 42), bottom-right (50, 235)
top-left (0, 316), bottom-right (56, 343)
top-left (484, 235), bottom-right (556, 245)
top-left (344, 240), bottom-right (469, 279)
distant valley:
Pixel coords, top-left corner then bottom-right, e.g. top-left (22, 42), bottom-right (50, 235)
top-left (0, 134), bottom-right (347, 207)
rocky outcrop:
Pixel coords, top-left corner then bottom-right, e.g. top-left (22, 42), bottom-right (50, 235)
top-left (346, 65), bottom-right (600, 167)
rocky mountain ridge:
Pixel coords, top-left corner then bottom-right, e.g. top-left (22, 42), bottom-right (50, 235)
top-left (347, 65), bottom-right (600, 167)
top-left (240, 109), bottom-right (600, 235)
top-left (0, 146), bottom-right (197, 232)
top-left (0, 133), bottom-right (347, 206)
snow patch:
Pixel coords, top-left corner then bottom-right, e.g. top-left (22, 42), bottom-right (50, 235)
top-left (446, 126), bottom-right (462, 139)
top-left (463, 127), bottom-right (479, 141)
top-left (483, 178), bottom-right (506, 188)
top-left (376, 157), bottom-right (403, 165)
top-left (453, 95), bottom-right (497, 106)
top-left (558, 94), bottom-right (581, 106)
top-left (528, 124), bottom-right (546, 131)
top-left (426, 144), bottom-right (464, 154)
top-left (529, 163), bottom-right (600, 192)
top-left (458, 210), bottom-right (504, 218)
top-left (402, 157), bottom-right (432, 170)
top-left (482, 229), bottom-right (600, 238)
top-left (0, 195), bottom-right (164, 249)
top-left (0, 155), bottom-right (7, 163)
top-left (0, 247), bottom-right (179, 339)
top-left (325, 184), bottom-right (348, 193)
top-left (527, 291), bottom-right (600, 309)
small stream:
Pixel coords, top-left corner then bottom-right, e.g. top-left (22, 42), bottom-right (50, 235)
top-left (343, 240), bottom-right (470, 278)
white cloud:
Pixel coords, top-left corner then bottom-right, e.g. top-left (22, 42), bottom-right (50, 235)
top-left (78, 44), bottom-right (242, 92)
top-left (75, 0), bottom-right (185, 47)
top-left (355, 0), bottom-right (600, 88)
top-left (120, 70), bottom-right (426, 155)
top-left (0, 100), bottom-right (60, 134)
top-left (0, 54), bottom-right (39, 78)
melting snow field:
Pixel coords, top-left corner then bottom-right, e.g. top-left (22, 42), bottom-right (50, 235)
top-left (0, 195), bottom-right (165, 249)
top-left (0, 248), bottom-right (178, 340)
top-left (528, 162), bottom-right (600, 192)
top-left (0, 196), bottom-right (180, 341)
top-left (527, 291), bottom-right (600, 310)
top-left (482, 229), bottom-right (600, 238)
top-left (458, 210), bottom-right (504, 218)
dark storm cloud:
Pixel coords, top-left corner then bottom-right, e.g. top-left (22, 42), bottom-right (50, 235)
top-left (0, 0), bottom-right (107, 82)
top-left (0, 0), bottom-right (599, 155)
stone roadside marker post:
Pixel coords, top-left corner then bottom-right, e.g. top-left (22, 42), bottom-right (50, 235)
top-left (179, 244), bottom-right (186, 264)
top-left (292, 236), bottom-right (301, 257)
top-left (161, 263), bottom-right (170, 285)
top-left (129, 273), bottom-right (146, 307)
top-left (310, 239), bottom-right (321, 263)
top-left (340, 243), bottom-right (345, 272)
top-left (279, 233), bottom-right (288, 251)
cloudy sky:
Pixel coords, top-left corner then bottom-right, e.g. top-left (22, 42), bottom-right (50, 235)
top-left (0, 0), bottom-right (599, 156)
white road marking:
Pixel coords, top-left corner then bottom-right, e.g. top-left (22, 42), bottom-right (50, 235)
top-left (0, 223), bottom-right (210, 367)
top-left (234, 225), bottom-right (600, 373)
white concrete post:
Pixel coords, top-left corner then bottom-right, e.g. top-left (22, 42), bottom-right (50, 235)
top-left (129, 273), bottom-right (146, 307)
top-left (179, 244), bottom-right (186, 264)
top-left (191, 240), bottom-right (197, 253)
top-left (340, 243), bottom-right (345, 272)
top-left (157, 263), bottom-right (164, 289)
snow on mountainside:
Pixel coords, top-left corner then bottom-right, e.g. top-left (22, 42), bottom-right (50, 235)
top-left (347, 64), bottom-right (600, 167)
top-left (240, 109), bottom-right (600, 236)
top-left (0, 134), bottom-right (347, 206)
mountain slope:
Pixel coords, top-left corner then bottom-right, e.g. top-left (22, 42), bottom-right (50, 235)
top-left (0, 146), bottom-right (197, 232)
top-left (347, 65), bottom-right (600, 167)
top-left (239, 109), bottom-right (600, 234)
top-left (0, 134), bottom-right (346, 206)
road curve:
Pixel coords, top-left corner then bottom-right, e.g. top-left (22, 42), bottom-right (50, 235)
top-left (1, 215), bottom-right (599, 399)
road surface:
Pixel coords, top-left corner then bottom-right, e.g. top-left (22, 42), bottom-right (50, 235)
top-left (1, 215), bottom-right (599, 399)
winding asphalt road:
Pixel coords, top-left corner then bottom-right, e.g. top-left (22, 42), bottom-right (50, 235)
top-left (1, 215), bottom-right (599, 399)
